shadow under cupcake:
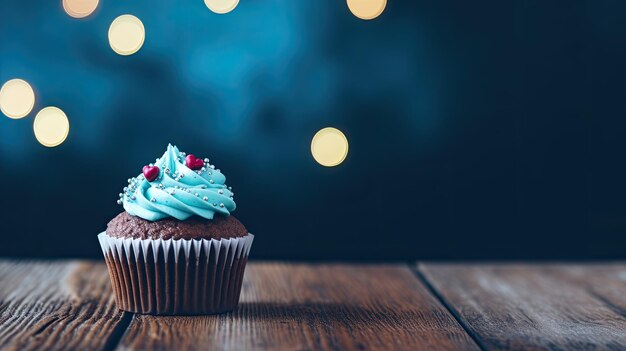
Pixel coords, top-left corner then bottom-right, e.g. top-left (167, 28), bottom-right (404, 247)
top-left (98, 144), bottom-right (254, 315)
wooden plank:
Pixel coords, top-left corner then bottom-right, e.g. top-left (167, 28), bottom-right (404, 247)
top-left (118, 263), bottom-right (479, 351)
top-left (419, 263), bottom-right (626, 351)
top-left (0, 260), bottom-right (129, 351)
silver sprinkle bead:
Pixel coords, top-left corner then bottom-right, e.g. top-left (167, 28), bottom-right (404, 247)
top-left (219, 203), bottom-right (224, 208)
top-left (212, 202), bottom-right (217, 206)
top-left (186, 189), bottom-right (190, 193)
top-left (150, 197), bottom-right (156, 202)
top-left (117, 199), bottom-right (122, 205)
top-left (119, 193), bottom-right (123, 197)
top-left (210, 165), bottom-right (215, 169)
top-left (209, 180), bottom-right (214, 184)
top-left (195, 192), bottom-right (199, 197)
top-left (203, 196), bottom-right (208, 201)
top-left (218, 190), bottom-right (223, 194)
top-left (204, 158), bottom-right (209, 162)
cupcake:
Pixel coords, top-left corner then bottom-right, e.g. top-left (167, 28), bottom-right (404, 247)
top-left (98, 144), bottom-right (254, 315)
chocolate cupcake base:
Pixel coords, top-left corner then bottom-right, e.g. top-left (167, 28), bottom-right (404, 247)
top-left (98, 232), bottom-right (254, 315)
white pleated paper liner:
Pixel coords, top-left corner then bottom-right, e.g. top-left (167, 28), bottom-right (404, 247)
top-left (98, 232), bottom-right (254, 315)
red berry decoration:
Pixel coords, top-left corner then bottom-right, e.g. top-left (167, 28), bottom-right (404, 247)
top-left (185, 154), bottom-right (204, 170)
top-left (142, 165), bottom-right (160, 182)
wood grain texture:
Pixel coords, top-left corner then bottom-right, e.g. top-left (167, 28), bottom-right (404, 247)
top-left (118, 263), bottom-right (478, 351)
top-left (419, 263), bottom-right (626, 351)
top-left (0, 260), bottom-right (129, 351)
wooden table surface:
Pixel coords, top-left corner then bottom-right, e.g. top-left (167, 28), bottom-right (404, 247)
top-left (0, 261), bottom-right (625, 351)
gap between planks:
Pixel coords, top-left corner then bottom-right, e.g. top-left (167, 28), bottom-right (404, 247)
top-left (413, 264), bottom-right (488, 351)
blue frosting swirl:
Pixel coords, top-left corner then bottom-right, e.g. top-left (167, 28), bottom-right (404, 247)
top-left (120, 144), bottom-right (236, 221)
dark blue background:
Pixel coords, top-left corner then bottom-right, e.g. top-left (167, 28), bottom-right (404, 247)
top-left (1, 1), bottom-right (625, 260)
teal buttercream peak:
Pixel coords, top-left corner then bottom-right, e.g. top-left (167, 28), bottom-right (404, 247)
top-left (120, 144), bottom-right (236, 221)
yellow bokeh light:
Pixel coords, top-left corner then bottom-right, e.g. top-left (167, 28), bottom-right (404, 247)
top-left (63, 0), bottom-right (99, 19)
top-left (311, 127), bottom-right (349, 167)
top-left (0, 79), bottom-right (35, 119)
top-left (346, 0), bottom-right (387, 20)
top-left (204, 0), bottom-right (239, 14)
top-left (33, 107), bottom-right (70, 147)
top-left (108, 15), bottom-right (145, 56)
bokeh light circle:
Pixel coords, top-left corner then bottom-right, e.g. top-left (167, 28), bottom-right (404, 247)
top-left (33, 107), bottom-right (70, 147)
top-left (108, 15), bottom-right (145, 56)
top-left (204, 0), bottom-right (239, 14)
top-left (311, 127), bottom-right (349, 167)
top-left (63, 0), bottom-right (99, 19)
top-left (346, 0), bottom-right (387, 20)
top-left (0, 79), bottom-right (35, 119)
